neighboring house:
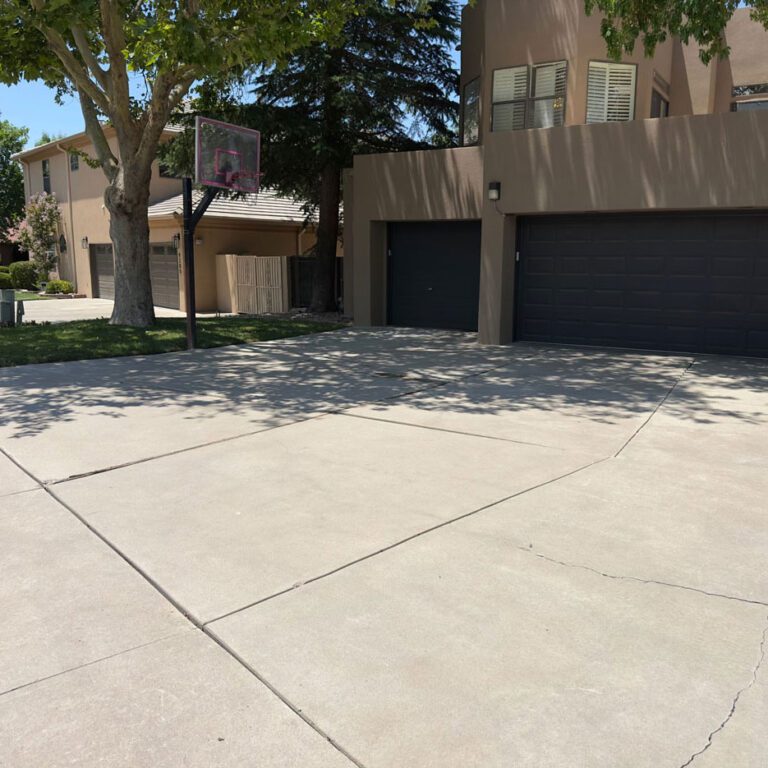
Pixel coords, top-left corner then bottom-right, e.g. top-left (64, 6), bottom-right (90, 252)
top-left (14, 127), bottom-right (329, 312)
top-left (345, 2), bottom-right (768, 357)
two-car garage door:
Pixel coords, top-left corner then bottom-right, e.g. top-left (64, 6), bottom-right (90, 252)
top-left (90, 243), bottom-right (180, 309)
top-left (517, 212), bottom-right (768, 357)
top-left (388, 213), bottom-right (768, 357)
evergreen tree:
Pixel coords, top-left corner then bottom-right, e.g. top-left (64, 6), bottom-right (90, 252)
top-left (196, 0), bottom-right (460, 313)
top-left (0, 116), bottom-right (28, 242)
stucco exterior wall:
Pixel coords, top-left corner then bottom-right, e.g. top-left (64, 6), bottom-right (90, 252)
top-left (20, 132), bottom-right (181, 294)
top-left (350, 111), bottom-right (768, 341)
top-left (350, 146), bottom-right (484, 326)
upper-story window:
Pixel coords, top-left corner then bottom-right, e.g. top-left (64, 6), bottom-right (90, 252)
top-left (733, 100), bottom-right (768, 111)
top-left (586, 62), bottom-right (637, 123)
top-left (69, 153), bottom-right (79, 171)
top-left (492, 61), bottom-right (567, 132)
top-left (732, 83), bottom-right (768, 112)
top-left (42, 159), bottom-right (51, 193)
top-left (651, 89), bottom-right (669, 118)
top-left (462, 78), bottom-right (480, 146)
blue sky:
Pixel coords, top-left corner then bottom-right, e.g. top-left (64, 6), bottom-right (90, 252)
top-left (0, 81), bottom-right (85, 147)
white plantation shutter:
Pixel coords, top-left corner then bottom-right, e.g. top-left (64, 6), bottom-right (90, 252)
top-left (493, 66), bottom-right (529, 103)
top-left (587, 62), bottom-right (636, 123)
top-left (531, 61), bottom-right (567, 128)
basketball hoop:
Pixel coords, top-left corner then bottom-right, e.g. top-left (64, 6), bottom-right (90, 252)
top-left (196, 116), bottom-right (261, 194)
top-left (183, 116), bottom-right (263, 351)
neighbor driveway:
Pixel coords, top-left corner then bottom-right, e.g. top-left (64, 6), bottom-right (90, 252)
top-left (1, 328), bottom-right (766, 767)
top-left (20, 297), bottom-right (192, 323)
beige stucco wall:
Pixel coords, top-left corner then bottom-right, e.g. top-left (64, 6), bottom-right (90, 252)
top-left (19, 130), bottom-right (182, 294)
top-left (171, 219), bottom-right (313, 312)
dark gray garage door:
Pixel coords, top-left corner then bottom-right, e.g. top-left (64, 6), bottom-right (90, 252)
top-left (388, 221), bottom-right (481, 331)
top-left (90, 244), bottom-right (114, 300)
top-left (517, 212), bottom-right (768, 357)
top-left (149, 243), bottom-right (180, 309)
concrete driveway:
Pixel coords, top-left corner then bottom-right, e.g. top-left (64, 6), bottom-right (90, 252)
top-left (1, 328), bottom-right (766, 767)
top-left (20, 297), bottom-right (192, 323)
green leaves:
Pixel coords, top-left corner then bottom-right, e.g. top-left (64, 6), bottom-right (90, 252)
top-left (0, 117), bottom-right (29, 242)
top-left (585, 0), bottom-right (764, 62)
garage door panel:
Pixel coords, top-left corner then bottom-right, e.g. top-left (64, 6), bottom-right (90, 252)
top-left (149, 244), bottom-right (180, 309)
top-left (518, 212), bottom-right (768, 357)
top-left (388, 222), bottom-right (481, 332)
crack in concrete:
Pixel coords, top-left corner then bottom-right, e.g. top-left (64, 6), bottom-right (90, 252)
top-left (614, 357), bottom-right (697, 457)
top-left (678, 617), bottom-right (768, 767)
top-left (518, 548), bottom-right (768, 608)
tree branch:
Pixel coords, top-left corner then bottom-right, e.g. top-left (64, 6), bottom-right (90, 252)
top-left (98, 0), bottom-right (131, 128)
top-left (27, 0), bottom-right (112, 115)
top-left (78, 90), bottom-right (119, 182)
top-left (70, 25), bottom-right (110, 93)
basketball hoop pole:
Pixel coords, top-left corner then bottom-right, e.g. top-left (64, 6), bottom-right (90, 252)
top-left (182, 178), bottom-right (218, 350)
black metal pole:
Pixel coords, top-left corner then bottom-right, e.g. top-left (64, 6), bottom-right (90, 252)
top-left (182, 177), bottom-right (197, 350)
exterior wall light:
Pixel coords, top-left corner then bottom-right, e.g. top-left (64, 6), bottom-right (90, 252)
top-left (58, 234), bottom-right (67, 253)
top-left (81, 237), bottom-right (89, 250)
top-left (488, 181), bottom-right (501, 201)
top-left (172, 233), bottom-right (181, 249)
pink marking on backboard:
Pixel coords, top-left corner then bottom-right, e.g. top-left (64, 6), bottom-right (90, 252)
top-left (195, 116), bottom-right (261, 193)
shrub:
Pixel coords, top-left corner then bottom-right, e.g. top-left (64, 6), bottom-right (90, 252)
top-left (44, 279), bottom-right (74, 295)
top-left (0, 272), bottom-right (12, 289)
top-left (9, 260), bottom-right (38, 290)
top-left (12, 193), bottom-right (61, 278)
top-left (0, 265), bottom-right (9, 274)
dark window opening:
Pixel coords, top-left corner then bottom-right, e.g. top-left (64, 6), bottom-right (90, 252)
top-left (42, 159), bottom-right (51, 193)
top-left (651, 89), bottom-right (670, 118)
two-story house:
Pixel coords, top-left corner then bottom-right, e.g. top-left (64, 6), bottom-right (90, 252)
top-left (345, 1), bottom-right (768, 357)
top-left (15, 126), bottom-right (324, 312)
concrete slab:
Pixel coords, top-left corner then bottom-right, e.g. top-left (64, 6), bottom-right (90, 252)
top-left (347, 352), bottom-right (691, 454)
top-left (0, 347), bottom-right (425, 482)
top-left (459, 455), bottom-right (768, 604)
top-left (0, 631), bottom-right (352, 768)
top-left (20, 298), bottom-right (192, 324)
top-left (0, 490), bottom-right (187, 694)
top-left (55, 414), bottom-right (596, 623)
top-left (210, 527), bottom-right (768, 768)
top-left (0, 451), bottom-right (36, 497)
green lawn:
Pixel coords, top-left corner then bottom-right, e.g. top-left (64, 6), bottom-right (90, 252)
top-left (13, 290), bottom-right (50, 302)
top-left (0, 316), bottom-right (344, 368)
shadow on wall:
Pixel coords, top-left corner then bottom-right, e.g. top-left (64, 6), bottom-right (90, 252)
top-left (355, 146), bottom-right (484, 223)
top-left (0, 330), bottom-right (766, 443)
top-left (484, 110), bottom-right (768, 215)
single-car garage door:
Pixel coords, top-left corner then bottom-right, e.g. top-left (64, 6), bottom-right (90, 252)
top-left (149, 243), bottom-right (180, 309)
top-left (517, 212), bottom-right (768, 357)
top-left (388, 221), bottom-right (481, 331)
top-left (90, 243), bottom-right (114, 300)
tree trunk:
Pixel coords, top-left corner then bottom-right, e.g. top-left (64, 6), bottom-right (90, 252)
top-left (105, 178), bottom-right (155, 327)
top-left (310, 162), bottom-right (341, 314)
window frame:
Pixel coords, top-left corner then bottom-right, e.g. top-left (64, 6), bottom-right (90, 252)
top-left (491, 59), bottom-right (568, 133)
top-left (731, 99), bottom-right (768, 112)
top-left (69, 152), bottom-right (79, 172)
top-left (650, 89), bottom-right (670, 119)
top-left (586, 60), bottom-right (638, 124)
top-left (461, 76), bottom-right (481, 146)
top-left (42, 158), bottom-right (51, 193)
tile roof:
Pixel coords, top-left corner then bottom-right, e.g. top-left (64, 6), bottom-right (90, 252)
top-left (147, 188), bottom-right (311, 224)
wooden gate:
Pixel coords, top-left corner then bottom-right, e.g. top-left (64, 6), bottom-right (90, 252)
top-left (216, 254), bottom-right (289, 315)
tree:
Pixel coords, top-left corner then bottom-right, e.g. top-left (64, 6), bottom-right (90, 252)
top-left (0, 116), bottom-right (28, 242)
top-left (14, 192), bottom-right (62, 277)
top-left (0, 1), bottom-right (356, 327)
top-left (35, 131), bottom-right (65, 146)
top-left (586, 0), bottom-right (768, 62)
top-left (185, 0), bottom-right (459, 313)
